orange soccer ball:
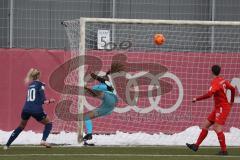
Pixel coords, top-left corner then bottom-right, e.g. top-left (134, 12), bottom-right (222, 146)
top-left (154, 34), bottom-right (165, 45)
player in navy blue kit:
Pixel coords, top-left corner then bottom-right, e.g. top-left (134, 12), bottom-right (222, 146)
top-left (3, 68), bottom-right (55, 149)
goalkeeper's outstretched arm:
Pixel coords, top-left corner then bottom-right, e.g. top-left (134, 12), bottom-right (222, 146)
top-left (90, 62), bottom-right (125, 82)
top-left (90, 73), bottom-right (106, 83)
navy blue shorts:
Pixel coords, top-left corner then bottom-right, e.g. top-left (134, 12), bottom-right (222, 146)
top-left (21, 111), bottom-right (47, 121)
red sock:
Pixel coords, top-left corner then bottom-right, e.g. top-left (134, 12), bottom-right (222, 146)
top-left (217, 131), bottom-right (227, 152)
top-left (196, 129), bottom-right (208, 146)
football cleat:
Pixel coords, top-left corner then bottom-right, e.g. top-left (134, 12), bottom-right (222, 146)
top-left (83, 141), bottom-right (95, 146)
top-left (3, 145), bottom-right (9, 150)
top-left (83, 133), bottom-right (92, 141)
top-left (186, 143), bottom-right (198, 152)
top-left (40, 140), bottom-right (51, 148)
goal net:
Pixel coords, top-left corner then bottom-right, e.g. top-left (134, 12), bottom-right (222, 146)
top-left (52, 18), bottom-right (240, 146)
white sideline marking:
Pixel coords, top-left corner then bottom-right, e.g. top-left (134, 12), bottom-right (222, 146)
top-left (8, 145), bottom-right (240, 148)
top-left (1, 154), bottom-right (240, 158)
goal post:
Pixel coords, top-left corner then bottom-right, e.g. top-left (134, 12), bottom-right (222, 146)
top-left (54, 17), bottom-right (240, 145)
top-left (76, 19), bottom-right (86, 143)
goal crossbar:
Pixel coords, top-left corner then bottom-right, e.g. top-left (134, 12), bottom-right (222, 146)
top-left (63, 17), bottom-right (240, 26)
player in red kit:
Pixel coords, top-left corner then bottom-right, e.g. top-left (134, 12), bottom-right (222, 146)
top-left (186, 65), bottom-right (235, 155)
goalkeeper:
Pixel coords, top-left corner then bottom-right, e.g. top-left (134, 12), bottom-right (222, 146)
top-left (82, 63), bottom-right (124, 145)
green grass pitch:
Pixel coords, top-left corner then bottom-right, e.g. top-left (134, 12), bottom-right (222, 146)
top-left (1, 146), bottom-right (240, 160)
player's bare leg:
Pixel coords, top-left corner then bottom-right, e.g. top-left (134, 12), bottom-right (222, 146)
top-left (19, 120), bottom-right (28, 129)
top-left (186, 120), bottom-right (213, 152)
top-left (4, 119), bottom-right (28, 150)
top-left (213, 123), bottom-right (228, 155)
top-left (39, 117), bottom-right (52, 148)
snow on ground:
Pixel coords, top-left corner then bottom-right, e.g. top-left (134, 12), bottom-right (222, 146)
top-left (1, 126), bottom-right (240, 146)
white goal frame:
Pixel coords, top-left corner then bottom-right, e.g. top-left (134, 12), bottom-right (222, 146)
top-left (76, 17), bottom-right (240, 143)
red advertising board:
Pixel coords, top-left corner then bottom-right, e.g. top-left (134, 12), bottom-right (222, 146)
top-left (1, 49), bottom-right (240, 134)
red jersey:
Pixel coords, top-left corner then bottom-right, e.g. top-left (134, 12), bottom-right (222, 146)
top-left (196, 76), bottom-right (235, 108)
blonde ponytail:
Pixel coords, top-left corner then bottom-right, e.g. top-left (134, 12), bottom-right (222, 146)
top-left (24, 68), bottom-right (40, 84)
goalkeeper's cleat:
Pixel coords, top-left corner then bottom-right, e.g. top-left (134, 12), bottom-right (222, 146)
top-left (186, 143), bottom-right (198, 152)
top-left (83, 133), bottom-right (92, 141)
top-left (83, 140), bottom-right (95, 146)
top-left (3, 145), bottom-right (9, 150)
top-left (217, 150), bottom-right (228, 156)
top-left (83, 134), bottom-right (94, 146)
top-left (40, 140), bottom-right (51, 148)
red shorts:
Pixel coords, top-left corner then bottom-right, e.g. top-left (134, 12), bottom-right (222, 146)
top-left (207, 106), bottom-right (231, 125)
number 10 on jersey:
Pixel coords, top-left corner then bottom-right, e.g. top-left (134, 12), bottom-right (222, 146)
top-left (27, 88), bottom-right (36, 102)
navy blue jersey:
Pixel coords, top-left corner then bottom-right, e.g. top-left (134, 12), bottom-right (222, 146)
top-left (23, 80), bottom-right (46, 113)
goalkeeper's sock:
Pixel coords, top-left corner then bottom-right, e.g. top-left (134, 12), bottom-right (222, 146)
top-left (6, 127), bottom-right (23, 147)
top-left (216, 131), bottom-right (227, 152)
top-left (196, 128), bottom-right (208, 146)
top-left (42, 123), bottom-right (52, 141)
top-left (85, 119), bottom-right (93, 134)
